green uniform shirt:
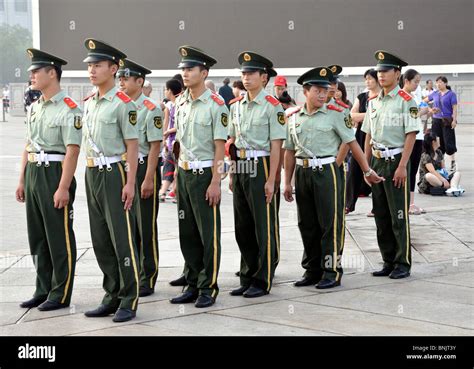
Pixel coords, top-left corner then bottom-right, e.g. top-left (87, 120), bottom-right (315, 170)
top-left (361, 85), bottom-right (421, 148)
top-left (284, 103), bottom-right (355, 157)
top-left (134, 93), bottom-right (163, 155)
top-left (83, 86), bottom-right (138, 157)
top-left (229, 89), bottom-right (286, 151)
top-left (175, 88), bottom-right (229, 161)
top-left (26, 90), bottom-right (82, 153)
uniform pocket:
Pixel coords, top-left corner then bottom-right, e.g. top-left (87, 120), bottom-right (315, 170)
top-left (101, 118), bottom-right (119, 139)
top-left (45, 121), bottom-right (61, 142)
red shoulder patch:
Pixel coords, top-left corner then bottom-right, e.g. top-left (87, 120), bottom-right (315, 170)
top-left (285, 106), bottom-right (302, 117)
top-left (143, 99), bottom-right (156, 111)
top-left (229, 95), bottom-right (244, 105)
top-left (210, 94), bottom-right (225, 106)
top-left (265, 95), bottom-right (280, 106)
top-left (327, 104), bottom-right (343, 112)
top-left (116, 91), bottom-right (132, 103)
top-left (63, 97), bottom-right (77, 109)
top-left (335, 99), bottom-right (349, 109)
top-left (398, 89), bottom-right (412, 102)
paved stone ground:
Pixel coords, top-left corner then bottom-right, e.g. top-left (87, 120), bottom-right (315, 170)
top-left (0, 114), bottom-right (472, 336)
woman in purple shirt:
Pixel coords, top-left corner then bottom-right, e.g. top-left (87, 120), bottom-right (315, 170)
top-left (426, 76), bottom-right (458, 172)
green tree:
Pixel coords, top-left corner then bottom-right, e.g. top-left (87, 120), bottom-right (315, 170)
top-left (0, 24), bottom-right (33, 85)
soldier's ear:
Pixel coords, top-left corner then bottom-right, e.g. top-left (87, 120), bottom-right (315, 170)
top-left (110, 63), bottom-right (119, 75)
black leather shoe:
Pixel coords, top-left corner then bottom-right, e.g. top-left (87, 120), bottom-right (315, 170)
top-left (229, 285), bottom-right (249, 296)
top-left (84, 304), bottom-right (118, 317)
top-left (372, 267), bottom-right (394, 277)
top-left (316, 279), bottom-right (341, 289)
top-left (112, 308), bottom-right (136, 323)
top-left (37, 300), bottom-right (69, 311)
top-left (235, 271), bottom-right (240, 277)
top-left (294, 277), bottom-right (319, 287)
top-left (195, 295), bottom-right (215, 308)
top-left (139, 286), bottom-right (154, 297)
top-left (169, 290), bottom-right (198, 304)
top-left (389, 269), bottom-right (410, 279)
top-left (20, 296), bottom-right (47, 309)
top-left (243, 286), bottom-right (269, 298)
top-left (169, 275), bottom-right (187, 287)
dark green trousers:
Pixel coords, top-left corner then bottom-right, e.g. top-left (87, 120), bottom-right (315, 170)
top-left (85, 162), bottom-right (140, 311)
top-left (177, 167), bottom-right (220, 298)
top-left (134, 157), bottom-right (160, 290)
top-left (370, 154), bottom-right (412, 272)
top-left (295, 162), bottom-right (344, 282)
top-left (24, 162), bottom-right (76, 305)
top-left (233, 156), bottom-right (279, 292)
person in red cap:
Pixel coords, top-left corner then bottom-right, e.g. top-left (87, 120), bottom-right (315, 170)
top-left (273, 75), bottom-right (288, 99)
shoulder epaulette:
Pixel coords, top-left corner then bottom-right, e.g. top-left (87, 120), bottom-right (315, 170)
top-left (229, 95), bottom-right (244, 105)
top-left (335, 99), bottom-right (349, 109)
top-left (116, 91), bottom-right (132, 103)
top-left (285, 106), bottom-right (302, 117)
top-left (398, 89), bottom-right (412, 101)
top-left (327, 104), bottom-right (343, 112)
top-left (143, 99), bottom-right (156, 111)
top-left (210, 93), bottom-right (225, 106)
top-left (265, 95), bottom-right (280, 106)
top-left (63, 97), bottom-right (77, 109)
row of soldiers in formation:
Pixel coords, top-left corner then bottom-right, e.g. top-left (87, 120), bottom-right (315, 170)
top-left (15, 38), bottom-right (421, 322)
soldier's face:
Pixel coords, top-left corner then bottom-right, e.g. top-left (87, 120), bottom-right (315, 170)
top-left (29, 68), bottom-right (54, 91)
top-left (304, 85), bottom-right (328, 108)
top-left (88, 61), bottom-right (117, 86)
top-left (241, 71), bottom-right (265, 91)
top-left (181, 66), bottom-right (207, 88)
top-left (377, 69), bottom-right (400, 88)
top-left (327, 83), bottom-right (337, 99)
top-left (118, 76), bottom-right (142, 96)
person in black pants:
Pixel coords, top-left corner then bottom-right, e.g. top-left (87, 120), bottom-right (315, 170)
top-left (346, 69), bottom-right (380, 216)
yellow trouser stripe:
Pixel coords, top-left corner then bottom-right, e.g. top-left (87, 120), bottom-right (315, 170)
top-left (61, 205), bottom-right (72, 304)
top-left (330, 164), bottom-right (339, 281)
top-left (118, 163), bottom-right (140, 310)
top-left (149, 171), bottom-right (159, 287)
top-left (262, 157), bottom-right (271, 291)
top-left (404, 177), bottom-right (411, 265)
top-left (274, 193), bottom-right (280, 264)
top-left (341, 166), bottom-right (347, 252)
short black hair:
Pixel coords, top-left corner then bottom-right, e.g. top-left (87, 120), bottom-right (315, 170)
top-left (166, 78), bottom-right (183, 96)
top-left (232, 80), bottom-right (245, 90)
top-left (43, 65), bottom-right (62, 82)
top-left (363, 68), bottom-right (378, 82)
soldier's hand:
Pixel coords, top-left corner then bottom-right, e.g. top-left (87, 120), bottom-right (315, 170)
top-left (141, 178), bottom-right (154, 199)
top-left (264, 179), bottom-right (275, 204)
top-left (365, 170), bottom-right (385, 185)
top-left (15, 183), bottom-right (25, 203)
top-left (393, 165), bottom-right (407, 188)
top-left (206, 181), bottom-right (221, 207)
top-left (283, 184), bottom-right (294, 202)
top-left (122, 183), bottom-right (135, 211)
top-left (53, 187), bottom-right (69, 209)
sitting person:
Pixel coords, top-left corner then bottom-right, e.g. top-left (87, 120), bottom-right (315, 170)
top-left (418, 132), bottom-right (464, 196)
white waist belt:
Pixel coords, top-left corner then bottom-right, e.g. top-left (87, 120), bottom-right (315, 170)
top-left (138, 152), bottom-right (147, 164)
top-left (86, 154), bottom-right (127, 171)
top-left (28, 152), bottom-right (65, 166)
top-left (237, 149), bottom-right (270, 160)
top-left (296, 157), bottom-right (335, 169)
top-left (372, 147), bottom-right (403, 159)
top-left (178, 159), bottom-right (214, 173)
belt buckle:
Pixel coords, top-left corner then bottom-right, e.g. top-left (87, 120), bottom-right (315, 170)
top-left (303, 158), bottom-right (309, 168)
top-left (183, 161), bottom-right (190, 171)
top-left (239, 149), bottom-right (246, 159)
top-left (373, 150), bottom-right (381, 159)
top-left (86, 158), bottom-right (94, 167)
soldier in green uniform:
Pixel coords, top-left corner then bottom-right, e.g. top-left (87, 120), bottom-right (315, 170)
top-left (169, 46), bottom-right (228, 308)
top-left (228, 52), bottom-right (286, 298)
top-left (81, 39), bottom-right (140, 322)
top-left (117, 59), bottom-right (163, 297)
top-left (362, 51), bottom-right (421, 279)
top-left (16, 49), bottom-right (82, 311)
top-left (283, 67), bottom-right (383, 289)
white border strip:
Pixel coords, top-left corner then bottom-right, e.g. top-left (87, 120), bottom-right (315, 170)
top-left (63, 64), bottom-right (474, 78)
top-left (32, 0), bottom-right (40, 48)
